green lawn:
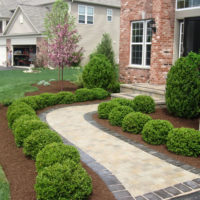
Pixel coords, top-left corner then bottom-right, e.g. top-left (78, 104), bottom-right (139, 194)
top-left (0, 166), bottom-right (10, 200)
top-left (0, 68), bottom-right (82, 103)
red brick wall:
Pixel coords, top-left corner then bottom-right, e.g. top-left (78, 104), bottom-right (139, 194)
top-left (119, 0), bottom-right (175, 84)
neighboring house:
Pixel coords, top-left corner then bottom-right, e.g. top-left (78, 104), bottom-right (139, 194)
top-left (0, 0), bottom-right (120, 67)
top-left (119, 0), bottom-right (200, 85)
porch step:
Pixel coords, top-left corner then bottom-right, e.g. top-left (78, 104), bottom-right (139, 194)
top-left (111, 93), bottom-right (166, 106)
top-left (120, 84), bottom-right (165, 99)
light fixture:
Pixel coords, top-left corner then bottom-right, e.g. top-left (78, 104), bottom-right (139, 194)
top-left (149, 19), bottom-right (156, 33)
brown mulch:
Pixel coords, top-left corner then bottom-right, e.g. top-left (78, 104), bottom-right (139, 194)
top-left (0, 81), bottom-right (115, 200)
top-left (93, 110), bottom-right (200, 169)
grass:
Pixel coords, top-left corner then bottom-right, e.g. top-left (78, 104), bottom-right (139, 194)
top-left (0, 166), bottom-right (10, 200)
top-left (0, 67), bottom-right (82, 103)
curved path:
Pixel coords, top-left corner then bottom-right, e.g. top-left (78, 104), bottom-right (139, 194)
top-left (45, 104), bottom-right (200, 200)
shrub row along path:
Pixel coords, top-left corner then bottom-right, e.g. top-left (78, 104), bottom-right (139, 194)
top-left (46, 104), bottom-right (200, 200)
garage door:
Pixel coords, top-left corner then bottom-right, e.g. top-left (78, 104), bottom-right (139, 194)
top-left (0, 46), bottom-right (7, 66)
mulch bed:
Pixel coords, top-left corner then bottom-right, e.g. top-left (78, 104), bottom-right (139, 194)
top-left (93, 109), bottom-right (200, 169)
top-left (0, 81), bottom-right (115, 200)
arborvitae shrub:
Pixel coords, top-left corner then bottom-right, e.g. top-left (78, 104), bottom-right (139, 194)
top-left (167, 128), bottom-right (200, 157)
top-left (111, 98), bottom-right (135, 110)
top-left (98, 101), bottom-right (120, 119)
top-left (108, 106), bottom-right (133, 126)
top-left (75, 88), bottom-right (94, 102)
top-left (35, 161), bottom-right (92, 200)
top-left (132, 95), bottom-right (155, 114)
top-left (55, 91), bottom-right (76, 104)
top-left (142, 120), bottom-right (174, 145)
top-left (14, 120), bottom-right (49, 147)
top-left (23, 129), bottom-right (62, 160)
top-left (82, 54), bottom-right (115, 90)
top-left (91, 88), bottom-right (109, 100)
top-left (122, 112), bottom-right (152, 134)
top-left (166, 52), bottom-right (200, 118)
top-left (36, 142), bottom-right (80, 172)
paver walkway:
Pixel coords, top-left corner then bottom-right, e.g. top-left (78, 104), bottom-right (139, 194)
top-left (46, 104), bottom-right (200, 199)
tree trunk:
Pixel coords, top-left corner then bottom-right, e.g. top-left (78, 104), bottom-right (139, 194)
top-left (61, 64), bottom-right (64, 91)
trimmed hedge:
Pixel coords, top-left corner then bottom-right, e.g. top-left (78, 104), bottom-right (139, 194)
top-left (108, 106), bottom-right (133, 127)
top-left (167, 128), bottom-right (200, 157)
top-left (132, 95), bottom-right (155, 114)
top-left (75, 88), bottom-right (94, 102)
top-left (91, 88), bottom-right (109, 100)
top-left (14, 120), bottom-right (49, 147)
top-left (23, 129), bottom-right (63, 160)
top-left (36, 142), bottom-right (80, 172)
top-left (142, 120), bottom-right (174, 145)
top-left (35, 161), bottom-right (92, 200)
top-left (38, 93), bottom-right (57, 107)
top-left (166, 52), bottom-right (200, 118)
top-left (111, 98), bottom-right (135, 110)
top-left (98, 101), bottom-right (119, 119)
top-left (55, 91), bottom-right (76, 104)
top-left (11, 114), bottom-right (40, 131)
top-left (122, 112), bottom-right (152, 134)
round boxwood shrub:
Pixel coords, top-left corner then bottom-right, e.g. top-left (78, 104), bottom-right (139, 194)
top-left (122, 112), bottom-right (152, 134)
top-left (98, 101), bottom-right (120, 119)
top-left (35, 160), bottom-right (92, 200)
top-left (17, 96), bottom-right (38, 110)
top-left (111, 98), bottom-right (135, 110)
top-left (23, 129), bottom-right (63, 160)
top-left (166, 52), bottom-right (200, 118)
top-left (75, 88), bottom-right (94, 102)
top-left (55, 91), bottom-right (76, 104)
top-left (39, 93), bottom-right (57, 107)
top-left (91, 88), bottom-right (109, 100)
top-left (11, 114), bottom-right (39, 131)
top-left (142, 120), bottom-right (174, 145)
top-left (108, 106), bottom-right (134, 127)
top-left (36, 142), bottom-right (80, 172)
top-left (166, 128), bottom-right (200, 157)
top-left (82, 54), bottom-right (115, 90)
top-left (7, 102), bottom-right (36, 128)
top-left (14, 120), bottom-right (49, 147)
top-left (132, 95), bottom-right (155, 114)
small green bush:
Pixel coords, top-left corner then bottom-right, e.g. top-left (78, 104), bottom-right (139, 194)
top-left (14, 120), bottom-right (49, 147)
top-left (23, 129), bottom-right (63, 160)
top-left (35, 160), bottom-right (92, 200)
top-left (107, 81), bottom-right (120, 93)
top-left (167, 128), bottom-right (200, 157)
top-left (166, 52), bottom-right (200, 118)
top-left (122, 112), bottom-right (152, 134)
top-left (108, 106), bottom-right (133, 126)
top-left (98, 101), bottom-right (120, 119)
top-left (111, 98), bottom-right (135, 110)
top-left (82, 54), bottom-right (115, 90)
top-left (132, 95), bottom-right (155, 114)
top-left (55, 91), bottom-right (76, 104)
top-left (91, 88), bottom-right (109, 100)
top-left (39, 93), bottom-right (57, 107)
top-left (36, 142), bottom-right (80, 172)
top-left (142, 120), bottom-right (174, 145)
top-left (7, 102), bottom-right (36, 128)
top-left (17, 96), bottom-right (38, 110)
top-left (11, 114), bottom-right (39, 131)
top-left (75, 88), bottom-right (94, 102)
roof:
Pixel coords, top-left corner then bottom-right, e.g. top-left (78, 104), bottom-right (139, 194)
top-left (20, 5), bottom-right (49, 33)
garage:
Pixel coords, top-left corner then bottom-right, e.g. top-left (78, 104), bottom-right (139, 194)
top-left (0, 39), bottom-right (7, 66)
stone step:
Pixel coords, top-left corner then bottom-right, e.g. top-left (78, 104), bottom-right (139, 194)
top-left (120, 84), bottom-right (165, 99)
top-left (111, 93), bottom-right (166, 106)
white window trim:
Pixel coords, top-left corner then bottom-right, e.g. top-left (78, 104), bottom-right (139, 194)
top-left (179, 22), bottom-right (184, 58)
top-left (107, 9), bottom-right (113, 22)
top-left (176, 0), bottom-right (200, 10)
top-left (78, 4), bottom-right (94, 25)
top-left (129, 20), bottom-right (152, 69)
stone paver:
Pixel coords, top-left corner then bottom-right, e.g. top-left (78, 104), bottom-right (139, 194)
top-left (46, 104), bottom-right (200, 198)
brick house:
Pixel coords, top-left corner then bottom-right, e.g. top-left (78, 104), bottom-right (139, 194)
top-left (119, 0), bottom-right (200, 85)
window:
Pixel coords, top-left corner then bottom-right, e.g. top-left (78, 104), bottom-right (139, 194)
top-left (179, 22), bottom-right (184, 57)
top-left (177, 0), bottom-right (200, 9)
top-left (130, 20), bottom-right (152, 67)
top-left (0, 21), bottom-right (2, 33)
top-left (107, 9), bottom-right (112, 22)
top-left (78, 5), bottom-right (94, 24)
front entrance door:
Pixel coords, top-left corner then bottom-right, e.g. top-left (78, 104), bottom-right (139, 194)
top-left (184, 17), bottom-right (200, 56)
